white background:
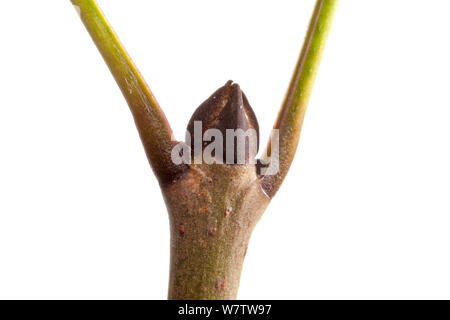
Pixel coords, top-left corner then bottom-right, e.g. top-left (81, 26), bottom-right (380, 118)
top-left (1, 0), bottom-right (450, 299)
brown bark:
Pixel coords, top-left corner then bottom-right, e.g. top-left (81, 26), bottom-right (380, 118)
top-left (162, 163), bottom-right (269, 299)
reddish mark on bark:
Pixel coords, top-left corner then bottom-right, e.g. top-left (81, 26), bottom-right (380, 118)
top-left (196, 190), bottom-right (212, 204)
top-left (215, 279), bottom-right (226, 290)
top-left (221, 278), bottom-right (226, 290)
top-left (209, 227), bottom-right (216, 236)
top-left (244, 245), bottom-right (248, 257)
top-left (199, 206), bottom-right (208, 214)
top-left (179, 223), bottom-right (185, 235)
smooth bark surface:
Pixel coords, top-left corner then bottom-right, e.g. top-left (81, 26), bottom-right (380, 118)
top-left (163, 164), bottom-right (269, 299)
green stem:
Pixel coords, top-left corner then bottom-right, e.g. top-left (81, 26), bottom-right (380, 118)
top-left (71, 0), bottom-right (184, 184)
top-left (261, 0), bottom-right (338, 197)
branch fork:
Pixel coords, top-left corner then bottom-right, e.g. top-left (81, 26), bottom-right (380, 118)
top-left (70, 0), bottom-right (338, 299)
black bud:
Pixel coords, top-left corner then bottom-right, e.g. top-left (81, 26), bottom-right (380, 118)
top-left (186, 81), bottom-right (259, 164)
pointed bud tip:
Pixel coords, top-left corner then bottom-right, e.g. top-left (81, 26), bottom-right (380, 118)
top-left (186, 81), bottom-right (260, 164)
